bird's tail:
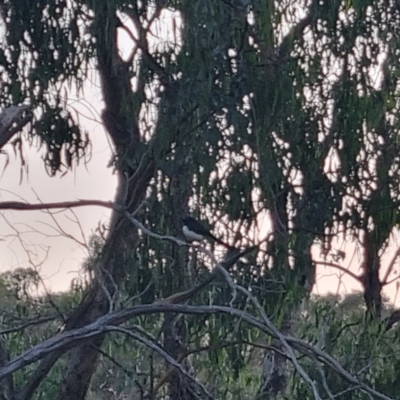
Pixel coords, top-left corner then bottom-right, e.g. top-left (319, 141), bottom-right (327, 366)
top-left (210, 233), bottom-right (230, 248)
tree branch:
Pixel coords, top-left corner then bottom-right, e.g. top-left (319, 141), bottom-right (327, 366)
top-left (0, 200), bottom-right (116, 212)
top-left (0, 338), bottom-right (14, 400)
top-left (0, 317), bottom-right (56, 335)
top-left (0, 105), bottom-right (32, 149)
top-left (384, 309), bottom-right (400, 331)
top-left (314, 261), bottom-right (363, 283)
top-left (0, 303), bottom-right (393, 400)
top-left (382, 245), bottom-right (400, 285)
top-left (15, 352), bottom-right (62, 400)
top-left (110, 326), bottom-right (215, 399)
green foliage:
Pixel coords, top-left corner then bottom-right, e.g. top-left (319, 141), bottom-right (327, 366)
top-left (0, 0), bottom-right (92, 174)
top-left (294, 294), bottom-right (400, 399)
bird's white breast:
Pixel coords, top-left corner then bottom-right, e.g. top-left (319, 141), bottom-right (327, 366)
top-left (183, 225), bottom-right (204, 242)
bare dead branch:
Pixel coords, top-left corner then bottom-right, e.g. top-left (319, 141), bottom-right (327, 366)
top-left (0, 200), bottom-right (116, 212)
top-left (0, 303), bottom-right (394, 400)
top-left (215, 263), bottom-right (322, 400)
top-left (92, 345), bottom-right (132, 376)
top-left (124, 213), bottom-right (187, 247)
top-left (159, 246), bottom-right (257, 305)
top-left (314, 261), bottom-right (363, 283)
top-left (186, 246), bottom-right (391, 400)
top-left (0, 317), bottom-right (56, 335)
top-left (110, 326), bottom-right (215, 399)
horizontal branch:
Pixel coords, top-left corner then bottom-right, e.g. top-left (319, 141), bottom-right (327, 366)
top-left (0, 200), bottom-right (189, 250)
top-left (314, 261), bottom-right (362, 283)
top-left (0, 200), bottom-right (117, 212)
top-left (0, 304), bottom-right (217, 380)
top-left (0, 317), bottom-right (56, 335)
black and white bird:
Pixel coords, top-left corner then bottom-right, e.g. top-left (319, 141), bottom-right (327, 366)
top-left (182, 216), bottom-right (227, 247)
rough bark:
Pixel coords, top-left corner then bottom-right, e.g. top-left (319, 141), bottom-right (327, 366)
top-left (161, 143), bottom-right (196, 399)
top-left (56, 5), bottom-right (155, 399)
top-left (362, 235), bottom-right (382, 319)
top-left (0, 338), bottom-right (14, 400)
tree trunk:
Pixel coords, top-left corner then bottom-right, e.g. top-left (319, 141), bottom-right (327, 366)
top-left (57, 5), bottom-right (155, 399)
top-left (362, 235), bottom-right (382, 318)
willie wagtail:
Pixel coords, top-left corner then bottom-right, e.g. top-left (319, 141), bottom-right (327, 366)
top-left (182, 216), bottom-right (228, 247)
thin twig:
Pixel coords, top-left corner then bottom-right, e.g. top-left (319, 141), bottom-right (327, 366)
top-left (108, 326), bottom-right (215, 400)
top-left (0, 317), bottom-right (57, 335)
top-left (314, 261), bottom-right (362, 283)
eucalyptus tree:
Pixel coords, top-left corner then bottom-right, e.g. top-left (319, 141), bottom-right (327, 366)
top-left (1, 0), bottom-right (400, 399)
